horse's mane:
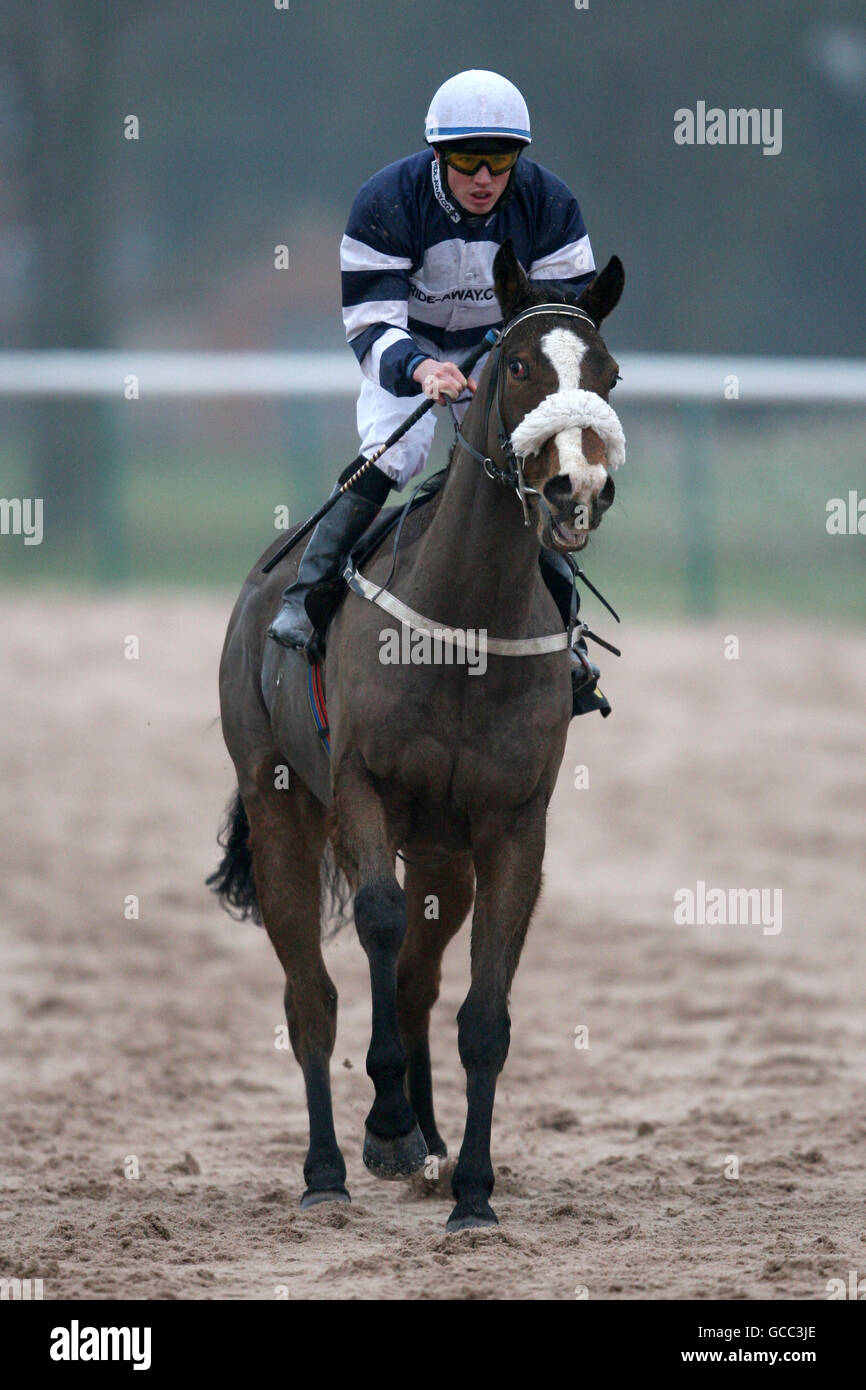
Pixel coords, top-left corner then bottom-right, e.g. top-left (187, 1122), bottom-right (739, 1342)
top-left (511, 280), bottom-right (586, 315)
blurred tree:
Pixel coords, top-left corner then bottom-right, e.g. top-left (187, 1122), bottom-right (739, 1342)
top-left (5, 3), bottom-right (126, 568)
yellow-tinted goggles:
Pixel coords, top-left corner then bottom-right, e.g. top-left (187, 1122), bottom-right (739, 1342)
top-left (441, 148), bottom-right (521, 177)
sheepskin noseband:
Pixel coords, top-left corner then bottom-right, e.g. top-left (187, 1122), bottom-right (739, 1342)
top-left (509, 389), bottom-right (626, 472)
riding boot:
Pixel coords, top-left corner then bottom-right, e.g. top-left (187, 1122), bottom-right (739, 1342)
top-left (538, 547), bottom-right (611, 718)
top-left (268, 475), bottom-right (389, 650)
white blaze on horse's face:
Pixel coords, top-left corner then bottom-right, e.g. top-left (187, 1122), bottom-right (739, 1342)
top-left (508, 322), bottom-right (626, 551)
top-left (540, 328), bottom-right (608, 500)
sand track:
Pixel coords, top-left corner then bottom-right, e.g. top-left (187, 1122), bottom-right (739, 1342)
top-left (1, 595), bottom-right (863, 1299)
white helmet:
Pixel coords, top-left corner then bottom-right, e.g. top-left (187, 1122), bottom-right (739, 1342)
top-left (425, 70), bottom-right (531, 146)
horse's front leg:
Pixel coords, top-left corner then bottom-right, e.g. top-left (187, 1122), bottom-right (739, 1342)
top-left (398, 854), bottom-right (475, 1158)
top-left (448, 799), bottom-right (546, 1231)
top-left (333, 753), bottom-right (428, 1179)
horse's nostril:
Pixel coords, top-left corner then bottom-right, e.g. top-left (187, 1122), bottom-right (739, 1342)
top-left (596, 474), bottom-right (616, 515)
top-left (543, 475), bottom-right (573, 506)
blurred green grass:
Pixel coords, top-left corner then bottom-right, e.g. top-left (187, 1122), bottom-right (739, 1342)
top-left (1, 407), bottom-right (863, 619)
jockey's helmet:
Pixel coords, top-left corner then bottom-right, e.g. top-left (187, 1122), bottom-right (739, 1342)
top-left (424, 71), bottom-right (531, 146)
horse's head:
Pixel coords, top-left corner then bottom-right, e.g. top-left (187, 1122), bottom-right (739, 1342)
top-left (489, 239), bottom-right (625, 552)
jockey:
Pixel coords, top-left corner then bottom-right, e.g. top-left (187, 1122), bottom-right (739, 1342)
top-left (269, 69), bottom-right (609, 716)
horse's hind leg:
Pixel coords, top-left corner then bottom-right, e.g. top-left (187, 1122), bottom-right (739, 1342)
top-left (333, 754), bottom-right (427, 1179)
top-left (244, 763), bottom-right (349, 1207)
top-left (398, 855), bottom-right (475, 1158)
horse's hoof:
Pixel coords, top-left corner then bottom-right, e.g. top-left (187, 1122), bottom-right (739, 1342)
top-left (300, 1185), bottom-right (351, 1209)
top-left (446, 1200), bottom-right (498, 1233)
top-left (363, 1124), bottom-right (428, 1179)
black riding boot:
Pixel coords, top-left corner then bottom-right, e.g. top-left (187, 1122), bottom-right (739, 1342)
top-left (268, 467), bottom-right (391, 650)
top-left (538, 547), bottom-right (611, 718)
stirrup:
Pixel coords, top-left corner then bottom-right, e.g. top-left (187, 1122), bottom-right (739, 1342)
top-left (570, 643), bottom-right (611, 718)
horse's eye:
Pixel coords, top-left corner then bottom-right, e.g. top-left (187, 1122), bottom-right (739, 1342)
top-left (610, 373), bottom-right (622, 391)
top-left (508, 358), bottom-right (527, 379)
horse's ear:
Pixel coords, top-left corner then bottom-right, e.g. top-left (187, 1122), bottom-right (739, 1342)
top-left (577, 256), bottom-right (625, 326)
top-left (493, 239), bottom-right (530, 321)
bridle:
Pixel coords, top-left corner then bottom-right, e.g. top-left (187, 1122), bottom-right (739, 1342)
top-left (449, 300), bottom-right (621, 625)
top-left (342, 298), bottom-right (621, 653)
top-left (451, 301), bottom-right (599, 524)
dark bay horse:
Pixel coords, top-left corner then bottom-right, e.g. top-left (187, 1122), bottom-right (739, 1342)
top-left (210, 240), bottom-right (625, 1231)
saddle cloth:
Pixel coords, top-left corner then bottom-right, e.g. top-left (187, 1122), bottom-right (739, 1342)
top-left (303, 468), bottom-right (447, 643)
top-left (303, 470), bottom-right (447, 751)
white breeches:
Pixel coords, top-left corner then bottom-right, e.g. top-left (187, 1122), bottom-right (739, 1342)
top-left (356, 353), bottom-right (487, 489)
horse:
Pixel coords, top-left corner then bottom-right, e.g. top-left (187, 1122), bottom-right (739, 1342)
top-left (209, 239), bottom-right (625, 1231)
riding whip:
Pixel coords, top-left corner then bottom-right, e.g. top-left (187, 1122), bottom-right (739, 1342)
top-left (261, 328), bottom-right (499, 574)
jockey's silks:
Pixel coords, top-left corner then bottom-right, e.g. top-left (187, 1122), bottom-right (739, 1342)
top-left (341, 150), bottom-right (595, 398)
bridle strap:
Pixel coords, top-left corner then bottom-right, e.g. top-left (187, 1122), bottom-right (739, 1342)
top-left (452, 301), bottom-right (599, 498)
top-left (451, 300), bottom-right (621, 627)
top-left (499, 301), bottom-right (597, 338)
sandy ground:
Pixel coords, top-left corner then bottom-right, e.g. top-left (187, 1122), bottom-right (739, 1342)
top-left (0, 593), bottom-right (864, 1301)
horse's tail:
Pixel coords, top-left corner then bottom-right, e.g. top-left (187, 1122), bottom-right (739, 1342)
top-left (207, 787), bottom-right (353, 937)
top-left (206, 788), bottom-right (261, 925)
top-left (320, 840), bottom-right (353, 940)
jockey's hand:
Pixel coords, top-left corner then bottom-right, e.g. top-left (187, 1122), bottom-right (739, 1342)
top-left (412, 358), bottom-right (477, 405)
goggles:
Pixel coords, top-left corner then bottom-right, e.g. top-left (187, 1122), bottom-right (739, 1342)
top-left (441, 148), bottom-right (521, 177)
